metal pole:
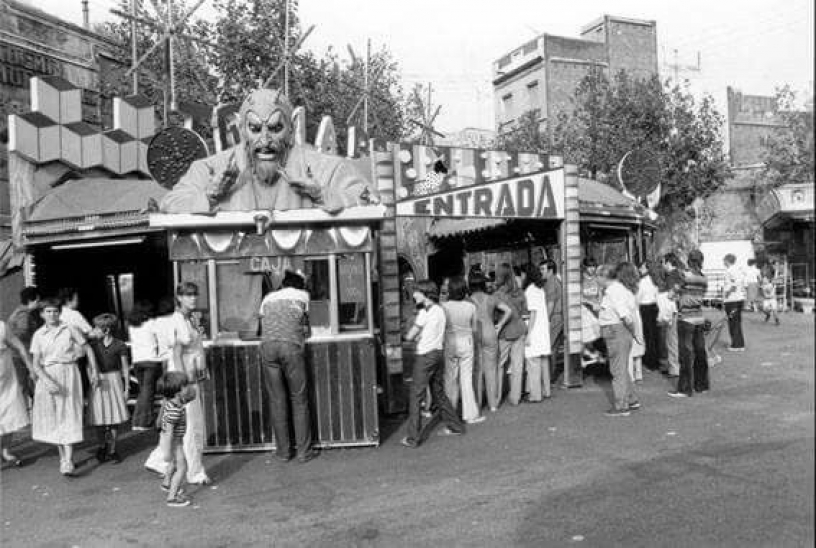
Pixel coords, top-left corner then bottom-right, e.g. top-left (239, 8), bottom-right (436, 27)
top-left (364, 38), bottom-right (370, 133)
top-left (283, 0), bottom-right (290, 97)
top-left (131, 0), bottom-right (138, 94)
top-left (168, 0), bottom-right (177, 111)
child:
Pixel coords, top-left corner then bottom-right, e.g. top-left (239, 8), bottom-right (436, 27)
top-left (761, 275), bottom-right (780, 325)
top-left (30, 298), bottom-right (100, 476)
top-left (88, 314), bottom-right (130, 463)
top-left (158, 371), bottom-right (196, 507)
top-left (628, 307), bottom-right (645, 384)
top-left (401, 280), bottom-right (465, 448)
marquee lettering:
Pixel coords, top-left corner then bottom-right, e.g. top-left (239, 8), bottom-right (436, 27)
top-left (398, 170), bottom-right (566, 220)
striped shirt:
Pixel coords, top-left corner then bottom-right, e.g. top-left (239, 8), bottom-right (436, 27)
top-left (259, 287), bottom-right (310, 347)
top-left (161, 397), bottom-right (187, 439)
top-left (678, 270), bottom-right (708, 325)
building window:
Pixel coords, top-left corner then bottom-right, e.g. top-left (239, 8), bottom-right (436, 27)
top-left (502, 93), bottom-right (514, 122)
top-left (526, 81), bottom-right (539, 110)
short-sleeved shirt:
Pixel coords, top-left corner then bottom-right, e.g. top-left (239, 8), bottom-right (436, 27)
top-left (599, 281), bottom-right (637, 326)
top-left (152, 314), bottom-right (177, 362)
top-left (724, 265), bottom-right (746, 302)
top-left (161, 397), bottom-right (187, 439)
top-left (129, 321), bottom-right (160, 363)
top-left (30, 323), bottom-right (86, 365)
top-left (90, 338), bottom-right (128, 374)
top-left (442, 300), bottom-right (476, 335)
top-left (637, 276), bottom-right (659, 305)
top-left (496, 288), bottom-right (528, 341)
top-left (582, 275), bottom-right (602, 309)
top-left (678, 270), bottom-right (708, 325)
top-left (415, 304), bottom-right (446, 355)
top-left (259, 287), bottom-right (310, 347)
top-left (60, 307), bottom-right (93, 335)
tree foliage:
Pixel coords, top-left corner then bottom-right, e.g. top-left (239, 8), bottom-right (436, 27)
top-left (553, 70), bottom-right (731, 214)
top-left (95, 0), bottom-right (217, 129)
top-left (761, 85), bottom-right (815, 187)
top-left (495, 110), bottom-right (548, 154)
top-left (97, 0), bottom-right (408, 148)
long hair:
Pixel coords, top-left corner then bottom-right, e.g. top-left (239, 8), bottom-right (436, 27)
top-left (469, 274), bottom-right (488, 294)
top-left (447, 277), bottom-right (468, 301)
top-left (615, 262), bottom-right (640, 295)
top-left (687, 249), bottom-right (704, 274)
top-left (641, 260), bottom-right (664, 288)
top-left (495, 263), bottom-right (517, 292)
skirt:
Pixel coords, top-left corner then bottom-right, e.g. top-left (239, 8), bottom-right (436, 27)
top-left (88, 372), bottom-right (130, 426)
top-left (32, 363), bottom-right (83, 445)
top-left (0, 350), bottom-right (29, 435)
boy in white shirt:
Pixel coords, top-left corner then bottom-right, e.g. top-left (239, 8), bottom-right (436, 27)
top-left (401, 280), bottom-right (465, 447)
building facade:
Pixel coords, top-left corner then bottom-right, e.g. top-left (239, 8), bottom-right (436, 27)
top-left (0, 0), bottom-right (117, 317)
top-left (492, 15), bottom-right (658, 136)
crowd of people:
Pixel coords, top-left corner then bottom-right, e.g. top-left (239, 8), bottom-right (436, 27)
top-left (0, 249), bottom-right (778, 497)
top-left (400, 248), bottom-right (773, 443)
top-left (0, 284), bottom-right (210, 508)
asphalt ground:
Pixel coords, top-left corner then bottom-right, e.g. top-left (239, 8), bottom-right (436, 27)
top-left (1, 311), bottom-right (813, 547)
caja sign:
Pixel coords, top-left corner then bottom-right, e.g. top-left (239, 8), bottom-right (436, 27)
top-left (395, 169), bottom-right (565, 220)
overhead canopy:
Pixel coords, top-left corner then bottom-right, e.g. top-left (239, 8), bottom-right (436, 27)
top-left (757, 182), bottom-right (814, 229)
top-left (24, 178), bottom-right (168, 244)
top-left (429, 178), bottom-right (649, 240)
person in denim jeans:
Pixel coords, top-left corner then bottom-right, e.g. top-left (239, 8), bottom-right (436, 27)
top-left (259, 270), bottom-right (317, 463)
top-left (495, 264), bottom-right (528, 407)
top-left (402, 280), bottom-right (465, 448)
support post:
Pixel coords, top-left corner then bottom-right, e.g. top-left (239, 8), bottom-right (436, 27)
top-left (131, 0), bottom-right (138, 94)
top-left (561, 163), bottom-right (584, 388)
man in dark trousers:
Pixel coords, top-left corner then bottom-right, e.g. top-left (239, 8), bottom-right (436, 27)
top-left (259, 270), bottom-right (317, 463)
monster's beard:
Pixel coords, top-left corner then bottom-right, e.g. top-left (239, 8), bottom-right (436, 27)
top-left (245, 141), bottom-right (289, 185)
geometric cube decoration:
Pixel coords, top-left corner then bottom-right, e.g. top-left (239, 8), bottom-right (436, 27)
top-left (102, 129), bottom-right (138, 174)
top-left (8, 112), bottom-right (60, 163)
top-left (60, 122), bottom-right (102, 169)
top-left (31, 76), bottom-right (82, 125)
top-left (114, 95), bottom-right (155, 139)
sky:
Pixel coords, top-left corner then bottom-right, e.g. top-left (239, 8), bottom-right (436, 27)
top-left (27, 0), bottom-right (815, 134)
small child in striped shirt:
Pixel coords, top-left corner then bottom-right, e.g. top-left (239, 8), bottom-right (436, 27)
top-left (157, 372), bottom-right (196, 507)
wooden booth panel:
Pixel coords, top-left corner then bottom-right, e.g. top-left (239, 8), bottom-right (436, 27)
top-left (201, 339), bottom-right (379, 453)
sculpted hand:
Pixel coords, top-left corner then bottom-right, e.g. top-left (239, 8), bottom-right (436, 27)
top-left (205, 151), bottom-right (240, 208)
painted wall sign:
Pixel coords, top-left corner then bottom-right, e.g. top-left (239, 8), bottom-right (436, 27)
top-left (395, 169), bottom-right (565, 220)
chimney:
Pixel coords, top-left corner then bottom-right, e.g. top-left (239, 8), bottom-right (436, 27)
top-left (82, 0), bottom-right (89, 28)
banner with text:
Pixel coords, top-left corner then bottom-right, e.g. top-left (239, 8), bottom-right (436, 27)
top-left (395, 169), bottom-right (565, 220)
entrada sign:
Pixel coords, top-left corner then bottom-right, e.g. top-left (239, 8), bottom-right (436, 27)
top-left (395, 170), bottom-right (565, 220)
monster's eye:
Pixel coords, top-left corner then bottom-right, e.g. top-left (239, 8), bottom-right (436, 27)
top-left (249, 123), bottom-right (262, 133)
top-left (269, 122), bottom-right (284, 133)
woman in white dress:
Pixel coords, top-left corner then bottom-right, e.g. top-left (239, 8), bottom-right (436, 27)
top-left (523, 266), bottom-right (552, 402)
top-left (144, 284), bottom-right (210, 484)
top-left (0, 320), bottom-right (33, 466)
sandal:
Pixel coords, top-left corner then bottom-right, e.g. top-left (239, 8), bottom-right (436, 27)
top-left (2, 454), bottom-right (22, 467)
top-left (166, 495), bottom-right (191, 508)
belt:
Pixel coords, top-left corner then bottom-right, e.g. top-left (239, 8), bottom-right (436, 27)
top-left (42, 361), bottom-right (76, 368)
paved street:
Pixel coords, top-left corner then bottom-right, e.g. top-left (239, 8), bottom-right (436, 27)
top-left (2, 311), bottom-right (813, 548)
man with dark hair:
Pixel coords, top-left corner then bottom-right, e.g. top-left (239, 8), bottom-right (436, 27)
top-left (541, 260), bottom-right (564, 381)
top-left (259, 270), bottom-right (317, 463)
top-left (669, 249), bottom-right (710, 398)
top-left (7, 286), bottom-right (42, 399)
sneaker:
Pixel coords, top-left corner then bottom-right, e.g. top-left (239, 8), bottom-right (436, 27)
top-left (604, 408), bottom-right (630, 417)
top-left (108, 452), bottom-right (122, 464)
top-left (400, 436), bottom-right (418, 448)
top-left (667, 391), bottom-right (689, 398)
top-left (297, 450), bottom-right (319, 463)
top-left (166, 495), bottom-right (191, 508)
top-left (465, 416), bottom-right (486, 424)
top-left (439, 427), bottom-right (464, 436)
top-left (628, 401), bottom-right (642, 411)
top-left (275, 450), bottom-right (293, 463)
top-left (145, 462), bottom-right (168, 476)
